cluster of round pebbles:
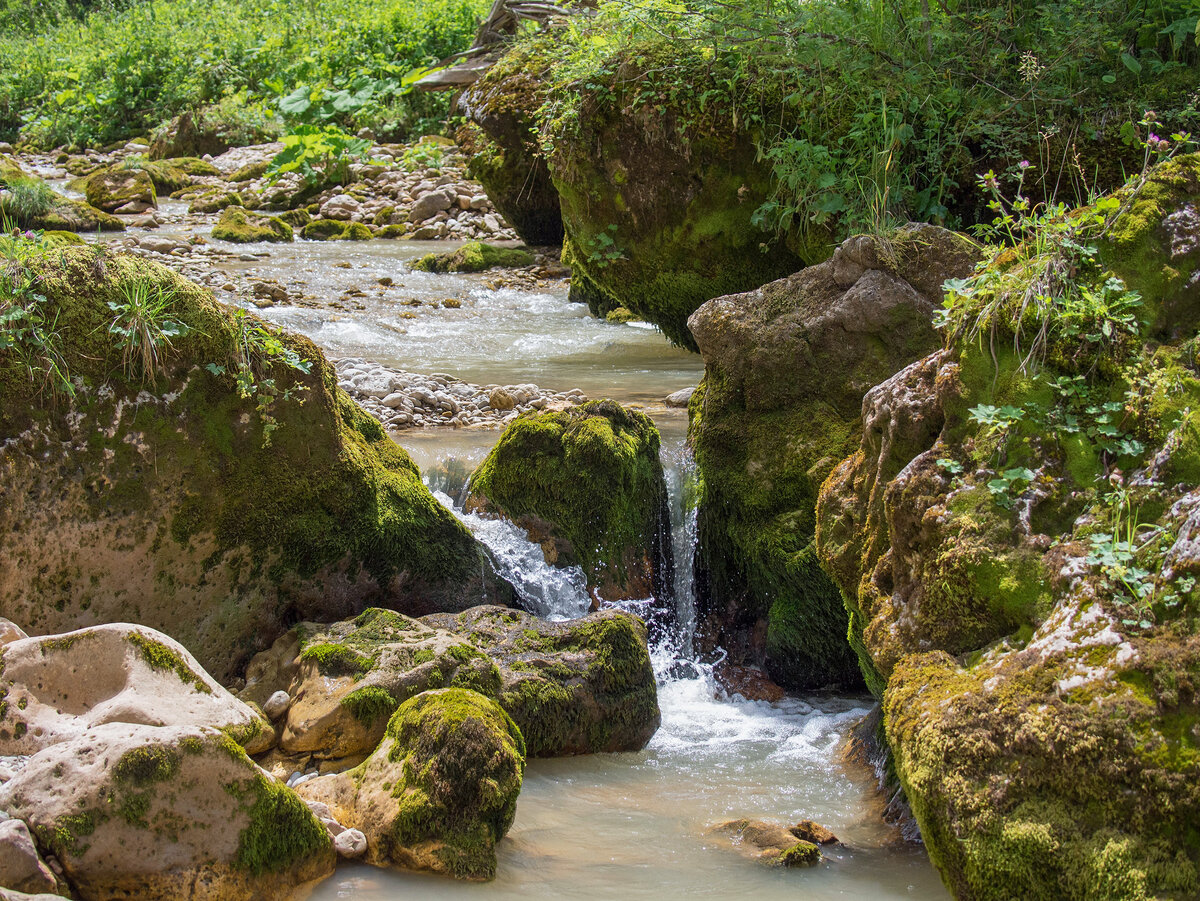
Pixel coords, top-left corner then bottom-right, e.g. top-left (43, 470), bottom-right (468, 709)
top-left (335, 358), bottom-right (588, 430)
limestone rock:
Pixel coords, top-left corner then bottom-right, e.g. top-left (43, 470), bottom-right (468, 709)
top-left (0, 619), bottom-right (26, 647)
top-left (0, 724), bottom-right (334, 901)
top-left (664, 387), bottom-right (694, 407)
top-left (0, 249), bottom-right (512, 682)
top-left (243, 605), bottom-right (659, 762)
top-left (686, 224), bottom-right (978, 689)
top-left (333, 829), bottom-right (367, 858)
top-left (0, 624), bottom-right (274, 756)
top-left (296, 688), bottom-right (523, 881)
top-left (84, 169), bottom-right (156, 213)
top-left (0, 818), bottom-right (59, 895)
top-left (707, 819), bottom-right (822, 868)
top-left (319, 194), bottom-right (360, 221)
top-left (407, 190), bottom-right (454, 223)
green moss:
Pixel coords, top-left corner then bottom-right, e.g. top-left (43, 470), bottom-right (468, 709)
top-left (113, 744), bottom-right (181, 785)
top-left (300, 218), bottom-right (348, 240)
top-left (39, 810), bottom-right (99, 858)
top-left (341, 685), bottom-right (398, 724)
top-left (231, 772), bottom-right (330, 876)
top-left (166, 157), bottom-right (221, 177)
top-left (128, 632), bottom-right (212, 693)
top-left (299, 641), bottom-right (374, 677)
top-left (337, 222), bottom-right (374, 241)
top-left (410, 241), bottom-right (534, 273)
top-left (382, 688), bottom-right (525, 880)
top-left (774, 841), bottom-right (820, 867)
top-left (468, 400), bottom-right (671, 598)
top-left (212, 207), bottom-right (293, 243)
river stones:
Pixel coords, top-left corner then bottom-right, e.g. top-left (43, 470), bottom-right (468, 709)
top-left (0, 724), bottom-right (333, 901)
top-left (0, 158), bottom-right (122, 233)
top-left (466, 400), bottom-right (675, 611)
top-left (0, 624), bottom-right (274, 757)
top-left (687, 223), bottom-right (978, 690)
top-left (295, 688), bottom-right (524, 881)
top-left (0, 248), bottom-right (510, 683)
top-left (240, 605), bottom-right (660, 761)
top-left (706, 819), bottom-right (826, 867)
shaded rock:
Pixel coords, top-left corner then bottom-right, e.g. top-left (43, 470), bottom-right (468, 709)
top-left (687, 224), bottom-right (978, 690)
top-left (0, 818), bottom-right (60, 895)
top-left (707, 819), bottom-right (822, 868)
top-left (333, 828), bottom-right (367, 859)
top-left (410, 241), bottom-right (533, 273)
top-left (295, 688), bottom-right (523, 880)
top-left (149, 109), bottom-right (278, 161)
top-left (467, 400), bottom-right (674, 610)
top-left (211, 207), bottom-right (293, 243)
top-left (0, 724), bottom-right (333, 900)
top-left (712, 663), bottom-right (785, 703)
top-left (243, 605), bottom-right (659, 761)
top-left (0, 249), bottom-right (511, 682)
top-left (84, 168), bottom-right (156, 213)
top-left (0, 624), bottom-right (274, 756)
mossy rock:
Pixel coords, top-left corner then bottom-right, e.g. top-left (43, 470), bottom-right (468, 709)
top-left (605, 306), bottom-right (638, 323)
top-left (188, 189), bottom-right (243, 214)
top-left (0, 723), bottom-right (334, 900)
top-left (467, 400), bottom-right (675, 606)
top-left (42, 230), bottom-right (86, 246)
top-left (229, 160), bottom-right (270, 182)
top-left (166, 156), bottom-right (222, 177)
top-left (376, 224), bottom-right (408, 239)
top-left (277, 208), bottom-right (311, 229)
top-left (300, 218), bottom-right (348, 240)
top-left (0, 159), bottom-right (123, 232)
top-left (0, 247), bottom-right (511, 681)
top-left (410, 241), bottom-right (534, 273)
top-left (689, 225), bottom-right (977, 689)
top-left (296, 687), bottom-right (524, 881)
top-left (132, 159), bottom-right (193, 194)
top-left (84, 167), bottom-right (156, 212)
top-left (244, 604), bottom-right (660, 761)
top-left (212, 207), bottom-right (293, 243)
top-left (337, 222), bottom-right (374, 241)
top-left (814, 158), bottom-right (1200, 898)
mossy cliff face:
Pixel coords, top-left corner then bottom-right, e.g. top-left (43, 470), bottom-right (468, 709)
top-left (687, 225), bottom-right (977, 690)
top-left (243, 604), bottom-right (659, 761)
top-left (467, 400), bottom-right (675, 609)
top-left (815, 156), bottom-right (1200, 898)
top-left (462, 44), bottom-right (803, 348)
top-left (295, 687), bottom-right (525, 881)
top-left (0, 248), bottom-right (510, 682)
top-left (457, 41), bottom-right (563, 246)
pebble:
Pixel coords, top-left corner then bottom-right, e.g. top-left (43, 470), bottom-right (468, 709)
top-left (263, 690), bottom-right (291, 720)
top-left (334, 829), bottom-right (368, 859)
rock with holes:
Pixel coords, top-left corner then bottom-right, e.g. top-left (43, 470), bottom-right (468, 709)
top-left (0, 724), bottom-right (333, 901)
top-left (0, 624), bottom-right (274, 756)
top-left (294, 688), bottom-right (523, 880)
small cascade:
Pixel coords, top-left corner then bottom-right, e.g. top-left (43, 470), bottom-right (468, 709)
top-left (661, 438), bottom-right (700, 660)
top-left (431, 488), bottom-right (591, 621)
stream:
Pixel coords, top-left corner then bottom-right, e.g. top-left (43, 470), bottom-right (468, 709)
top-left (86, 212), bottom-right (950, 898)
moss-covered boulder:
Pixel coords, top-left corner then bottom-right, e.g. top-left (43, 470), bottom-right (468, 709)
top-left (688, 224), bottom-right (977, 689)
top-left (300, 218), bottom-right (349, 240)
top-left (462, 40), bottom-right (803, 348)
top-left (0, 723), bottom-right (334, 900)
top-left (165, 156), bottom-right (221, 177)
top-left (815, 155), bottom-right (1200, 898)
top-left (410, 241), bottom-right (534, 273)
top-left (295, 688), bottom-right (524, 880)
top-left (83, 167), bottom-right (156, 213)
top-left (0, 159), bottom-right (122, 232)
top-left (0, 246), bottom-right (510, 682)
top-left (149, 108), bottom-right (278, 160)
top-left (457, 44), bottom-right (563, 246)
top-left (241, 605), bottom-right (659, 760)
top-left (467, 400), bottom-right (674, 606)
top-left (187, 188), bottom-right (243, 214)
top-left (211, 207), bottom-right (293, 243)
top-left (129, 159), bottom-right (192, 194)
top-left (0, 623), bottom-right (273, 756)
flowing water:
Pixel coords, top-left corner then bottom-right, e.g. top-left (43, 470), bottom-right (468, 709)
top-left (84, 218), bottom-right (948, 898)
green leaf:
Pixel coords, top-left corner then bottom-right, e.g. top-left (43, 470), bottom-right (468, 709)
top-left (1120, 52), bottom-right (1142, 75)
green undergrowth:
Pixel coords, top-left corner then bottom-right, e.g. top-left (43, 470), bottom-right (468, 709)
top-left (0, 0), bottom-right (490, 147)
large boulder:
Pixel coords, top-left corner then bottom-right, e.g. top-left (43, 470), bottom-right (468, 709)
top-left (211, 207), bottom-right (293, 243)
top-left (241, 605), bottom-right (659, 761)
top-left (687, 224), bottom-right (977, 689)
top-left (0, 624), bottom-right (273, 756)
top-left (814, 155), bottom-right (1200, 898)
top-left (0, 247), bottom-right (510, 682)
top-left (0, 724), bottom-right (333, 900)
top-left (295, 688), bottom-right (524, 881)
top-left (0, 159), bottom-right (122, 232)
top-left (467, 400), bottom-right (674, 608)
top-left (149, 108), bottom-right (281, 161)
top-left (83, 168), bottom-right (156, 213)
top-left (410, 242), bottom-right (534, 273)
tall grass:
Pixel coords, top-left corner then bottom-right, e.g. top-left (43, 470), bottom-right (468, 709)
top-left (0, 0), bottom-right (489, 147)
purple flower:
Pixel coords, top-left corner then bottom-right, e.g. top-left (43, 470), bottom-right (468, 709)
top-left (23, 231), bottom-right (35, 240)
top-left (1018, 160), bottom-right (1031, 169)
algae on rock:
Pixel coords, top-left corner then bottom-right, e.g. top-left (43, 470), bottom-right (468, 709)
top-left (688, 225), bottom-right (978, 689)
top-left (212, 207), bottom-right (294, 243)
top-left (814, 155), bottom-right (1200, 899)
top-left (467, 400), bottom-right (674, 609)
top-left (0, 246), bottom-right (510, 682)
top-left (410, 241), bottom-right (534, 273)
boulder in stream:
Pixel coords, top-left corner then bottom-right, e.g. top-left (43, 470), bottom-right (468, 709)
top-left (466, 400), bottom-right (675, 612)
top-left (707, 819), bottom-right (825, 868)
top-left (0, 157), bottom-right (122, 232)
top-left (687, 224), bottom-right (978, 690)
top-left (410, 241), bottom-right (534, 273)
top-left (83, 167), bottom-right (156, 213)
top-left (0, 247), bottom-right (511, 682)
top-left (211, 207), bottom-right (294, 243)
top-left (294, 687), bottom-right (524, 881)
